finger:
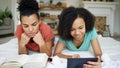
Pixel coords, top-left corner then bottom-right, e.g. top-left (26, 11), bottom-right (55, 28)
top-left (22, 33), bottom-right (30, 41)
top-left (36, 31), bottom-right (39, 36)
top-left (36, 31), bottom-right (41, 35)
top-left (21, 33), bottom-right (26, 40)
top-left (22, 33), bottom-right (27, 38)
top-left (35, 31), bottom-right (42, 38)
top-left (84, 64), bottom-right (93, 68)
top-left (87, 61), bottom-right (97, 65)
top-left (97, 56), bottom-right (101, 62)
top-left (77, 54), bottom-right (80, 58)
top-left (21, 33), bottom-right (25, 37)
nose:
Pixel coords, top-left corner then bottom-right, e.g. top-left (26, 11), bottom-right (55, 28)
top-left (75, 29), bottom-right (80, 34)
top-left (28, 26), bottom-right (33, 32)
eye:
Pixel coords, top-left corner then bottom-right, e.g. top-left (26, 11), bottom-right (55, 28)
top-left (32, 22), bottom-right (37, 26)
top-left (23, 24), bottom-right (28, 28)
top-left (71, 28), bottom-right (75, 31)
top-left (79, 26), bottom-right (84, 29)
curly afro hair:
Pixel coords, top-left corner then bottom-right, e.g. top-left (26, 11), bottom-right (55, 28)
top-left (18, 0), bottom-right (40, 21)
top-left (58, 7), bottom-right (95, 40)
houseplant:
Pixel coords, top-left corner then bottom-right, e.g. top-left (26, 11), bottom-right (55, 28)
top-left (3, 7), bottom-right (12, 19)
top-left (0, 9), bottom-right (4, 26)
top-left (3, 7), bottom-right (12, 25)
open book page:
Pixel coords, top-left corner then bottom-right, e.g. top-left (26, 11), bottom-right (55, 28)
top-left (0, 61), bottom-right (21, 68)
top-left (0, 56), bottom-right (6, 66)
top-left (4, 54), bottom-right (29, 66)
top-left (0, 55), bottom-right (27, 68)
top-left (0, 55), bottom-right (25, 68)
top-left (23, 53), bottom-right (48, 68)
top-left (1, 53), bottom-right (48, 68)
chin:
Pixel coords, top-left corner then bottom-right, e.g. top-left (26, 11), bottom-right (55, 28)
top-left (28, 35), bottom-right (35, 38)
top-left (74, 37), bottom-right (82, 41)
top-left (75, 39), bottom-right (81, 41)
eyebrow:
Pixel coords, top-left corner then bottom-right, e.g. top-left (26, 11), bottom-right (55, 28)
top-left (79, 25), bottom-right (84, 27)
top-left (22, 24), bottom-right (28, 26)
top-left (72, 25), bottom-right (84, 28)
top-left (22, 21), bottom-right (37, 25)
top-left (32, 21), bottom-right (37, 25)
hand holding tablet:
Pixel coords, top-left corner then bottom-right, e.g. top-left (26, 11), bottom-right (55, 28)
top-left (67, 58), bottom-right (98, 68)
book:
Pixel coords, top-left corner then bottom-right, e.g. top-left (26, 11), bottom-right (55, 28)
top-left (0, 56), bottom-right (6, 67)
top-left (0, 53), bottom-right (48, 68)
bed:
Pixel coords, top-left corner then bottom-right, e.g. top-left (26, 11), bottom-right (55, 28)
top-left (0, 35), bottom-right (120, 68)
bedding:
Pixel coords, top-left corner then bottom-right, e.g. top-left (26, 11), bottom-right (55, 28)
top-left (0, 36), bottom-right (120, 68)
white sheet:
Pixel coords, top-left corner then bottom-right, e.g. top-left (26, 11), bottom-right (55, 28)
top-left (0, 36), bottom-right (120, 68)
top-left (98, 36), bottom-right (120, 60)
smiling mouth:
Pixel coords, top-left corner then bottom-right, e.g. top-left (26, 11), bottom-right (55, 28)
top-left (76, 36), bottom-right (80, 39)
top-left (74, 35), bottom-right (81, 39)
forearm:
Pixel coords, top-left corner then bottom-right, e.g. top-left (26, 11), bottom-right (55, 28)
top-left (18, 43), bottom-right (28, 54)
top-left (18, 41), bottom-right (28, 54)
top-left (39, 44), bottom-right (52, 57)
top-left (94, 49), bottom-right (102, 57)
top-left (91, 39), bottom-right (102, 57)
top-left (95, 53), bottom-right (102, 57)
top-left (54, 53), bottom-right (72, 59)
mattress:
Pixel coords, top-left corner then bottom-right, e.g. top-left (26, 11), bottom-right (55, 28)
top-left (0, 36), bottom-right (120, 68)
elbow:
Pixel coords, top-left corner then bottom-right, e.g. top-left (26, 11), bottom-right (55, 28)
top-left (47, 52), bottom-right (52, 57)
top-left (53, 52), bottom-right (57, 56)
top-left (53, 53), bottom-right (56, 56)
top-left (19, 52), bottom-right (28, 55)
top-left (46, 50), bottom-right (52, 57)
top-left (53, 52), bottom-right (60, 57)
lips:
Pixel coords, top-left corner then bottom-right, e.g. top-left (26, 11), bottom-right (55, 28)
top-left (75, 35), bottom-right (80, 40)
top-left (28, 33), bottom-right (34, 37)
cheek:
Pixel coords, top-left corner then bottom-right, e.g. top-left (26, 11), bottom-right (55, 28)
top-left (83, 28), bottom-right (86, 33)
top-left (23, 28), bottom-right (28, 33)
top-left (80, 27), bottom-right (86, 33)
top-left (23, 28), bottom-right (29, 35)
top-left (34, 25), bottom-right (39, 32)
top-left (81, 29), bottom-right (86, 33)
top-left (70, 31), bottom-right (74, 36)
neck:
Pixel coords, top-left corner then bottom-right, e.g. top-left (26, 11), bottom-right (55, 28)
top-left (73, 36), bottom-right (84, 48)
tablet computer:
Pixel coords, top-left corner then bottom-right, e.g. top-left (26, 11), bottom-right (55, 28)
top-left (67, 58), bottom-right (98, 68)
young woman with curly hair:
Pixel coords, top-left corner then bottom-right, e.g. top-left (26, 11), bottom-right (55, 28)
top-left (54, 7), bottom-right (102, 68)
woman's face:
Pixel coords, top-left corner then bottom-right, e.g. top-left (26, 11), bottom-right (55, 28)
top-left (70, 17), bottom-right (86, 41)
top-left (21, 14), bottom-right (40, 37)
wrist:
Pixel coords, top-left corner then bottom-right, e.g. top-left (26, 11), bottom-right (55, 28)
top-left (38, 41), bottom-right (45, 47)
top-left (19, 42), bottom-right (26, 48)
top-left (38, 43), bottom-right (45, 47)
top-left (20, 44), bottom-right (26, 48)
